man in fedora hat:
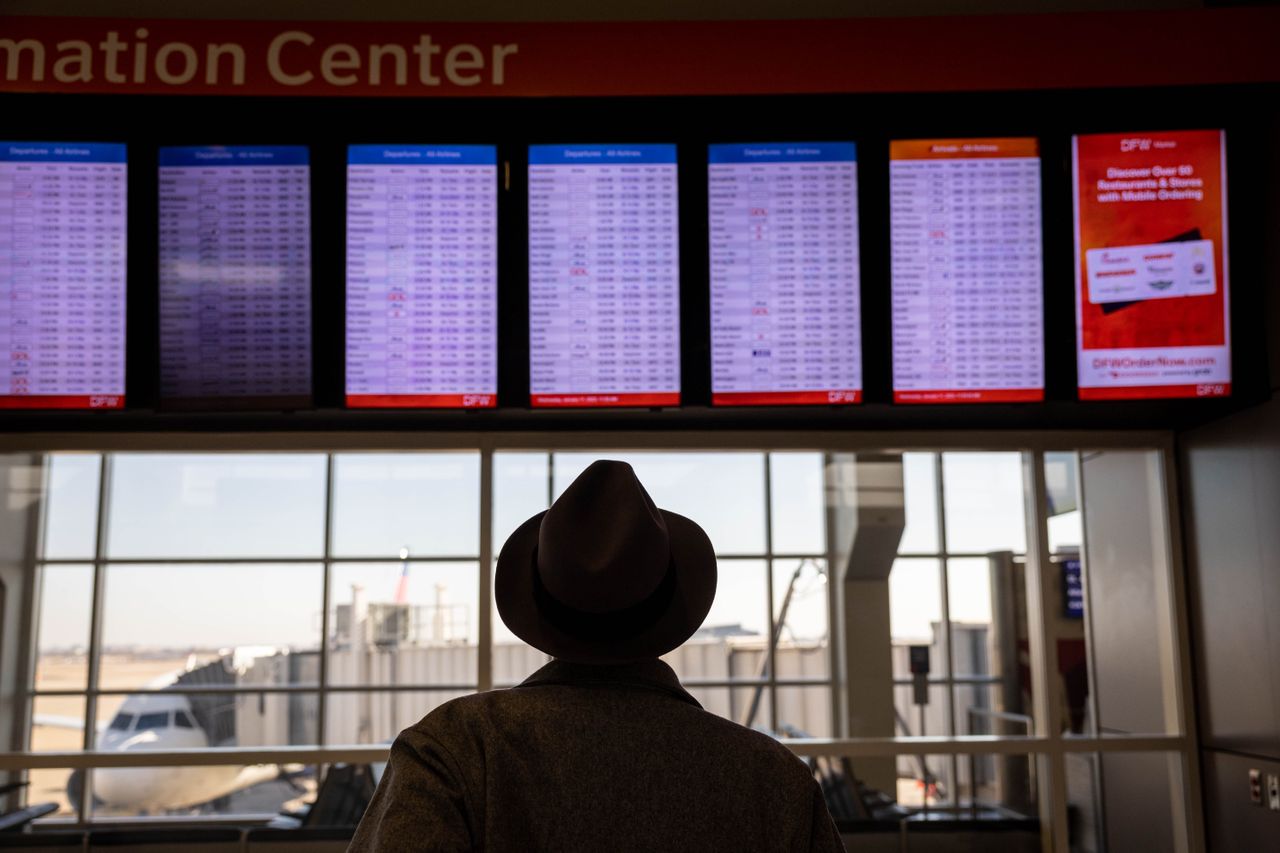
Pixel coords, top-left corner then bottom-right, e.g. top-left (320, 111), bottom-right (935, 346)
top-left (350, 460), bottom-right (844, 851)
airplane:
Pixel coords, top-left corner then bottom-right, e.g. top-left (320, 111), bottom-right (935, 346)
top-left (37, 550), bottom-right (420, 815)
top-left (89, 690), bottom-right (285, 812)
top-left (39, 660), bottom-right (303, 815)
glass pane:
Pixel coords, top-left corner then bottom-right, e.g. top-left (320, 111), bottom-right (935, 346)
top-left (30, 695), bottom-right (85, 753)
top-left (99, 563), bottom-right (323, 689)
top-left (955, 752), bottom-right (1038, 820)
top-left (894, 682), bottom-right (949, 738)
top-left (772, 558), bottom-right (829, 677)
top-left (94, 692), bottom-right (317, 750)
top-left (702, 557), bottom-right (768, 638)
top-left (490, 563), bottom-right (551, 686)
top-left (89, 763), bottom-right (322, 818)
top-left (493, 639), bottom-right (551, 687)
top-left (107, 454), bottom-right (327, 558)
top-left (942, 452), bottom-right (1027, 553)
top-left (328, 561), bottom-right (479, 686)
top-left (776, 686), bottom-right (833, 737)
top-left (332, 452), bottom-right (480, 558)
top-left (1065, 752), bottom-right (1104, 853)
top-left (946, 557), bottom-right (993, 634)
top-left (35, 563), bottom-right (92, 690)
top-left (769, 452), bottom-right (825, 554)
top-left (681, 685), bottom-right (771, 731)
top-left (900, 452), bottom-right (939, 553)
top-left (42, 453), bottom-right (100, 559)
top-left (667, 559), bottom-right (767, 683)
top-left (552, 452), bottom-right (767, 554)
top-left (492, 452), bottom-right (550, 553)
top-left (889, 558), bottom-right (941, 646)
top-left (324, 690), bottom-right (470, 745)
top-left (27, 767), bottom-right (80, 819)
top-left (896, 752), bottom-right (954, 808)
top-left (1048, 509), bottom-right (1083, 554)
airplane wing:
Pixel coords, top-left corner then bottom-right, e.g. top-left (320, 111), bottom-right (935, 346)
top-left (32, 714), bottom-right (105, 732)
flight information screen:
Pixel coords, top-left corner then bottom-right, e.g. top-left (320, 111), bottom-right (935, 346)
top-left (1, 142), bottom-right (126, 410)
top-left (708, 142), bottom-right (861, 406)
top-left (1073, 130), bottom-right (1230, 400)
top-left (345, 145), bottom-right (497, 408)
top-left (158, 145), bottom-right (311, 408)
top-left (527, 144), bottom-right (680, 408)
top-left (890, 138), bottom-right (1044, 404)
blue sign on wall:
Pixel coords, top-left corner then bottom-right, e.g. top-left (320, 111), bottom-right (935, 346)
top-left (1062, 559), bottom-right (1084, 619)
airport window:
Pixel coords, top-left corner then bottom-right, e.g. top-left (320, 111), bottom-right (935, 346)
top-left (890, 452), bottom-right (1032, 806)
top-left (27, 449), bottom-right (836, 817)
top-left (14, 441), bottom-right (1198, 850)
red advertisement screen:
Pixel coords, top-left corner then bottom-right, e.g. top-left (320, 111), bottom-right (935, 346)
top-left (1072, 130), bottom-right (1231, 400)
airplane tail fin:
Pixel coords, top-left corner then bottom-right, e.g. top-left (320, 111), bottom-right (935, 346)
top-left (394, 561), bottom-right (410, 605)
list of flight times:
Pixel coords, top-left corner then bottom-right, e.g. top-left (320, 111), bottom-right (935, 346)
top-left (158, 145), bottom-right (312, 406)
top-left (890, 138), bottom-right (1044, 403)
top-left (528, 144), bottom-right (680, 407)
top-left (345, 145), bottom-right (497, 408)
top-left (1, 142), bottom-right (127, 409)
top-left (708, 142), bottom-right (862, 405)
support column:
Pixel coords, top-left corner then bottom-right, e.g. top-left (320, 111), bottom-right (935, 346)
top-left (827, 453), bottom-right (905, 797)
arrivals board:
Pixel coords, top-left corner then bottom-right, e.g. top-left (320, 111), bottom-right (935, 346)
top-left (345, 145), bottom-right (497, 408)
top-left (1072, 130), bottom-right (1230, 399)
top-left (527, 144), bottom-right (680, 408)
top-left (0, 142), bottom-right (126, 410)
top-left (158, 145), bottom-right (311, 407)
top-left (890, 138), bottom-right (1044, 404)
top-left (708, 142), bottom-right (862, 406)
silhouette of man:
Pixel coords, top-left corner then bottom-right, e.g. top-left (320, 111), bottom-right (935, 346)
top-left (350, 460), bottom-right (844, 851)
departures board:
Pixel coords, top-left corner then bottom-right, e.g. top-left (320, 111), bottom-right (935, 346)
top-left (345, 145), bottom-right (498, 409)
top-left (708, 142), bottom-right (862, 406)
top-left (157, 145), bottom-right (312, 408)
top-left (0, 86), bottom-right (1265, 428)
top-left (890, 138), bottom-right (1044, 404)
top-left (0, 142), bottom-right (126, 410)
top-left (527, 144), bottom-right (681, 408)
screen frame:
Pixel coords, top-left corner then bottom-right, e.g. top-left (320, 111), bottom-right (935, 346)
top-left (0, 83), bottom-right (1270, 431)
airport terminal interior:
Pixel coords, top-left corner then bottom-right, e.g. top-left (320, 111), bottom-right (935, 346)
top-left (0, 1), bottom-right (1278, 852)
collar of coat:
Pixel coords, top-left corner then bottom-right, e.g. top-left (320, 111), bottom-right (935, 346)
top-left (515, 658), bottom-right (703, 709)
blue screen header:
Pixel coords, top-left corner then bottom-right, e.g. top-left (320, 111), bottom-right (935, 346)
top-left (708, 142), bottom-right (857, 164)
top-left (529, 144), bottom-right (677, 165)
top-left (159, 146), bottom-right (310, 167)
top-left (0, 142), bottom-right (126, 163)
top-left (348, 145), bottom-right (496, 166)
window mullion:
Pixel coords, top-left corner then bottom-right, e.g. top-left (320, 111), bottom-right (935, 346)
top-left (80, 453), bottom-right (113, 821)
top-left (935, 454), bottom-right (960, 803)
top-left (317, 453), bottom-right (336, 748)
top-left (477, 445), bottom-right (494, 692)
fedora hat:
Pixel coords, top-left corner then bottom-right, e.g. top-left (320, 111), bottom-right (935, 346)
top-left (495, 460), bottom-right (717, 663)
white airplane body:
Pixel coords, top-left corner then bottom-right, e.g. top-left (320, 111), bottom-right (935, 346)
top-left (36, 662), bottom-right (287, 813)
top-left (92, 691), bottom-right (279, 811)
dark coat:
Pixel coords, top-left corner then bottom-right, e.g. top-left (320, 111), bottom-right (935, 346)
top-left (349, 658), bottom-right (845, 852)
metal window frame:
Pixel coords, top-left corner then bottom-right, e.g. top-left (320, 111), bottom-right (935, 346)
top-left (2, 430), bottom-right (1202, 853)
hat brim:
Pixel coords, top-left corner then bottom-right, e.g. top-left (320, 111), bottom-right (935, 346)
top-left (495, 509), bottom-right (717, 664)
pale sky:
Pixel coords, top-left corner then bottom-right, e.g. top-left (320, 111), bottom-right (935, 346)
top-left (34, 450), bottom-right (1077, 652)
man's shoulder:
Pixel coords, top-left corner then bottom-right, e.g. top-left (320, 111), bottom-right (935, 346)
top-left (403, 687), bottom-right (810, 775)
top-left (676, 704), bottom-right (816, 771)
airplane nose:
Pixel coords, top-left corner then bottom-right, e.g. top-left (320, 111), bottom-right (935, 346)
top-left (93, 765), bottom-right (165, 810)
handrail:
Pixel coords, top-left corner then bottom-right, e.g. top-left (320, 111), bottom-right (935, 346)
top-left (967, 708), bottom-right (1034, 729)
top-left (0, 734), bottom-right (1189, 771)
